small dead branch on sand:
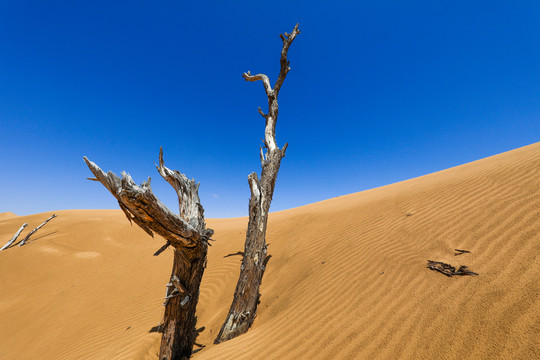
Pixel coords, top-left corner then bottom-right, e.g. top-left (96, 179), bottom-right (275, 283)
top-left (454, 249), bottom-right (471, 256)
top-left (427, 260), bottom-right (479, 277)
top-left (0, 223), bottom-right (28, 251)
top-left (18, 214), bottom-right (57, 246)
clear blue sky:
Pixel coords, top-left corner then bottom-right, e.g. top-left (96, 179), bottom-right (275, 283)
top-left (1, 1), bottom-right (539, 218)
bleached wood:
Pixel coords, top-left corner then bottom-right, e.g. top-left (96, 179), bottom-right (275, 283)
top-left (19, 215), bottom-right (56, 247)
top-left (215, 23), bottom-right (300, 344)
top-left (0, 223), bottom-right (28, 251)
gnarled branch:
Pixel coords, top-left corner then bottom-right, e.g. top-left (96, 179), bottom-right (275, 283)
top-left (242, 23), bottom-right (300, 156)
top-left (156, 147), bottom-right (207, 233)
top-left (242, 71), bottom-right (272, 96)
top-left (84, 155), bottom-right (204, 248)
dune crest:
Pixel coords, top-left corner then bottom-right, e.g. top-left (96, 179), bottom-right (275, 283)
top-left (0, 143), bottom-right (538, 360)
top-left (0, 212), bottom-right (17, 221)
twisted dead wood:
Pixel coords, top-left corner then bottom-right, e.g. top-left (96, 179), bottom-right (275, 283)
top-left (215, 23), bottom-right (300, 344)
top-left (84, 148), bottom-right (213, 360)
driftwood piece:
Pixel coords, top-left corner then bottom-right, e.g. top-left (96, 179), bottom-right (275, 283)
top-left (84, 149), bottom-right (213, 360)
top-left (454, 249), bottom-right (471, 256)
top-left (0, 223), bottom-right (28, 251)
top-left (215, 23), bottom-right (300, 344)
top-left (18, 214), bottom-right (57, 247)
top-left (427, 260), bottom-right (479, 277)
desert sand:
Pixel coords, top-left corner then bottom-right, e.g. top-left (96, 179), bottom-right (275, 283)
top-left (0, 142), bottom-right (538, 360)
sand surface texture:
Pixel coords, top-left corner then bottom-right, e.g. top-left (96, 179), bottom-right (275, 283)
top-left (0, 143), bottom-right (538, 359)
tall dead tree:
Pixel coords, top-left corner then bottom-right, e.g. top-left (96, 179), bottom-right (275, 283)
top-left (84, 148), bottom-right (213, 360)
top-left (215, 24), bottom-right (300, 344)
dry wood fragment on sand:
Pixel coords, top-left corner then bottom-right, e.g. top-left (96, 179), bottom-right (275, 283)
top-left (427, 260), bottom-right (479, 277)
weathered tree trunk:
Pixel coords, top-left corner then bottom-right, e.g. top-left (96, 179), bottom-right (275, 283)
top-left (215, 24), bottom-right (300, 344)
top-left (84, 148), bottom-right (213, 360)
top-left (0, 223), bottom-right (28, 251)
top-left (19, 214), bottom-right (56, 246)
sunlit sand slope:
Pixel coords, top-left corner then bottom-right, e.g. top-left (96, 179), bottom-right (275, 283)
top-left (0, 212), bottom-right (17, 220)
top-left (0, 142), bottom-right (538, 360)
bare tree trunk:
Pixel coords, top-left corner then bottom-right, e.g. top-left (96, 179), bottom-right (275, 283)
top-left (0, 223), bottom-right (28, 251)
top-left (84, 148), bottom-right (213, 360)
top-left (19, 214), bottom-right (56, 246)
top-left (215, 24), bottom-right (300, 344)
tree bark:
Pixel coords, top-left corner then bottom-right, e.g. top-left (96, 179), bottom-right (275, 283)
top-left (84, 148), bottom-right (213, 360)
top-left (0, 223), bottom-right (28, 251)
top-left (215, 24), bottom-right (300, 344)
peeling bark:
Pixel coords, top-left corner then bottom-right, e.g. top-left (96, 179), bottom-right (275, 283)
top-left (84, 148), bottom-right (213, 360)
top-left (0, 223), bottom-right (28, 251)
top-left (215, 24), bottom-right (300, 344)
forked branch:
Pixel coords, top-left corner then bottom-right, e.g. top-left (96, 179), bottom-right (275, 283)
top-left (84, 152), bottom-right (212, 249)
top-left (275, 23), bottom-right (300, 95)
top-left (242, 23), bottom-right (300, 156)
top-left (19, 214), bottom-right (56, 247)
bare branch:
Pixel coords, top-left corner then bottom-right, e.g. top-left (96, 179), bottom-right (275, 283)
top-left (156, 147), bottom-right (206, 232)
top-left (242, 71), bottom-right (273, 96)
top-left (274, 23), bottom-right (300, 95)
top-left (243, 24), bottom-right (300, 156)
top-left (84, 156), bottom-right (200, 248)
top-left (19, 215), bottom-right (56, 246)
top-left (1, 223), bottom-right (28, 251)
top-left (257, 107), bottom-right (267, 118)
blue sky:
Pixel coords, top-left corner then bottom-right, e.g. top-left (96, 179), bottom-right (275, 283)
top-left (1, 1), bottom-right (539, 218)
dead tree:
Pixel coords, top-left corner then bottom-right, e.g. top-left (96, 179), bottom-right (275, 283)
top-left (0, 223), bottom-right (28, 251)
top-left (84, 148), bottom-right (213, 360)
top-left (214, 23), bottom-right (300, 344)
top-left (18, 214), bottom-right (56, 246)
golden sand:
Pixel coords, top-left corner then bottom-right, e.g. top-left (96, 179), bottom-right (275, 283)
top-left (0, 143), bottom-right (538, 359)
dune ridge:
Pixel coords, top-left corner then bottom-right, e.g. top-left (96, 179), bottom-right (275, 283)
top-left (0, 142), bottom-right (538, 359)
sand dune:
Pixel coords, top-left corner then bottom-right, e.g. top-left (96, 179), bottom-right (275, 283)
top-left (0, 142), bottom-right (538, 359)
top-left (0, 212), bottom-right (17, 221)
